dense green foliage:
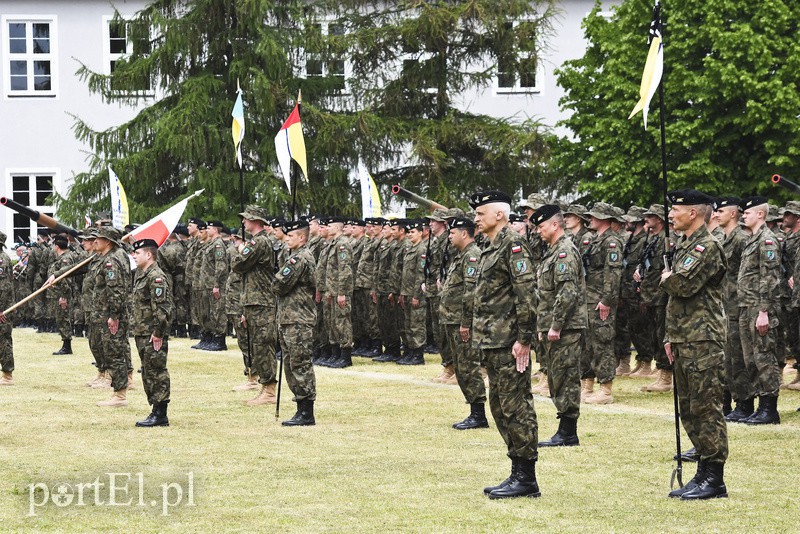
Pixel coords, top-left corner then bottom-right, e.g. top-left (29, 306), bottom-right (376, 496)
top-left (59, 0), bottom-right (557, 225)
top-left (554, 0), bottom-right (800, 206)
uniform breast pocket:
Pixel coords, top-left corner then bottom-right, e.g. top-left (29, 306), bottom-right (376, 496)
top-left (538, 265), bottom-right (555, 291)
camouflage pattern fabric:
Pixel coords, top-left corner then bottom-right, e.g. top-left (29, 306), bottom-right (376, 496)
top-left (134, 335), bottom-right (171, 404)
top-left (445, 323), bottom-right (485, 404)
top-left (0, 250), bottom-right (14, 372)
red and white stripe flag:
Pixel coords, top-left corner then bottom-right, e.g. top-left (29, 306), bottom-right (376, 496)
top-left (128, 189), bottom-right (204, 247)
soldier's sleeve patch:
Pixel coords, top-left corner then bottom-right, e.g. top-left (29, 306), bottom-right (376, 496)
top-left (155, 278), bottom-right (163, 283)
top-left (558, 252), bottom-right (567, 258)
top-left (466, 266), bottom-right (477, 277)
top-left (106, 262), bottom-right (113, 268)
top-left (766, 250), bottom-right (776, 261)
top-left (558, 263), bottom-right (567, 272)
top-left (582, 239), bottom-right (590, 245)
top-left (216, 250), bottom-right (223, 258)
top-left (242, 247), bottom-right (251, 255)
top-left (0, 268), bottom-right (4, 275)
top-left (511, 245), bottom-right (522, 253)
top-left (62, 258), bottom-right (69, 263)
top-left (694, 245), bottom-right (706, 252)
top-left (339, 251), bottom-right (348, 260)
top-left (609, 252), bottom-right (619, 262)
top-left (514, 259), bottom-right (528, 274)
top-left (609, 242), bottom-right (617, 248)
top-left (249, 239), bottom-right (256, 245)
top-left (765, 239), bottom-right (774, 245)
top-left (282, 266), bottom-right (292, 276)
top-left (290, 257), bottom-right (297, 264)
top-left (107, 271), bottom-right (115, 280)
top-left (468, 256), bottom-right (478, 262)
top-left (155, 287), bottom-right (164, 297)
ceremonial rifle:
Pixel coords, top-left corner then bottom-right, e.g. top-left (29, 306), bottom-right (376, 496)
top-left (391, 185), bottom-right (447, 212)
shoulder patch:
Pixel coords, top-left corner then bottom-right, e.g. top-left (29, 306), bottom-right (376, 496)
top-left (281, 266), bottom-right (292, 276)
top-left (155, 277), bottom-right (163, 283)
top-left (558, 252), bottom-right (567, 258)
top-left (106, 262), bottom-right (113, 268)
top-left (694, 245), bottom-right (706, 253)
top-left (609, 242), bottom-right (617, 248)
top-left (468, 256), bottom-right (478, 262)
top-left (249, 239), bottom-right (256, 245)
top-left (511, 245), bottom-right (522, 254)
top-left (289, 257), bottom-right (297, 264)
top-left (582, 239), bottom-right (590, 245)
top-left (765, 239), bottom-right (774, 245)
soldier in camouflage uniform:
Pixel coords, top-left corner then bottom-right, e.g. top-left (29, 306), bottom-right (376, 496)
top-left (615, 207), bottom-right (647, 376)
top-left (440, 217), bottom-right (487, 429)
top-left (470, 190), bottom-right (540, 500)
top-left (91, 226), bottom-right (134, 408)
top-left (396, 220), bottom-right (428, 365)
top-left (320, 217), bottom-right (354, 368)
top-left (274, 220), bottom-right (318, 426)
top-left (779, 201), bottom-right (800, 390)
top-left (313, 219), bottom-right (332, 364)
top-left (373, 220), bottom-right (403, 363)
top-left (581, 203), bottom-right (624, 404)
top-left (227, 229), bottom-right (256, 391)
top-left (231, 206), bottom-right (279, 406)
top-left (12, 245), bottom-right (32, 328)
top-left (185, 218), bottom-right (205, 340)
top-left (424, 212), bottom-right (447, 356)
top-left (530, 206), bottom-right (588, 447)
top-left (661, 189), bottom-right (728, 500)
top-left (130, 239), bottom-right (173, 427)
top-left (48, 235), bottom-right (78, 355)
top-left (196, 220), bottom-right (228, 351)
top-left (735, 197), bottom-right (782, 425)
top-left (158, 227), bottom-right (189, 337)
top-left (0, 231), bottom-right (15, 385)
top-left (347, 219), bottom-right (369, 356)
top-left (354, 218), bottom-right (383, 358)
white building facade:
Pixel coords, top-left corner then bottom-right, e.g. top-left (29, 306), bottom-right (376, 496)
top-left (0, 0), bottom-right (617, 248)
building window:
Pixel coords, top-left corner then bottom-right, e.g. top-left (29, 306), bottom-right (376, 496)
top-left (103, 17), bottom-right (151, 93)
top-left (9, 172), bottom-right (55, 243)
top-left (494, 20), bottom-right (542, 95)
top-left (3, 16), bottom-right (58, 97)
top-left (304, 20), bottom-right (348, 93)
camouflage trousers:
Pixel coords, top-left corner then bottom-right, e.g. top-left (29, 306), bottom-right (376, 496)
top-left (229, 313), bottom-right (250, 373)
top-left (739, 306), bottom-right (781, 397)
top-left (245, 305), bottom-right (277, 385)
top-left (629, 299), bottom-right (659, 364)
top-left (314, 300), bottom-right (327, 349)
top-left (173, 278), bottom-right (189, 326)
top-left (0, 325), bottom-right (13, 372)
top-left (614, 297), bottom-right (633, 360)
top-left (428, 296), bottom-right (449, 365)
top-left (190, 288), bottom-right (201, 328)
top-left (101, 319), bottom-right (132, 392)
top-left (784, 302), bottom-right (800, 362)
top-left (444, 323), bottom-right (485, 404)
top-left (72, 292), bottom-right (84, 326)
top-left (542, 330), bottom-right (582, 420)
top-left (279, 323), bottom-right (317, 402)
top-left (87, 320), bottom-right (107, 372)
top-left (581, 306), bottom-right (617, 384)
top-left (325, 297), bottom-right (353, 349)
top-left (194, 288), bottom-right (209, 332)
top-left (134, 335), bottom-right (170, 405)
top-left (724, 309), bottom-right (746, 400)
top-left (201, 289), bottom-right (226, 336)
top-left (55, 298), bottom-right (72, 341)
top-left (401, 297), bottom-right (426, 350)
top-left (672, 341), bottom-right (729, 465)
top-left (531, 315), bottom-right (545, 374)
top-left (377, 293), bottom-right (400, 355)
top-left (643, 304), bottom-right (669, 370)
top-left (483, 346), bottom-right (538, 461)
top-left (352, 288), bottom-right (378, 342)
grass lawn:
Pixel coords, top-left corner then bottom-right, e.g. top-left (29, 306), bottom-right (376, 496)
top-left (1, 328), bottom-right (799, 532)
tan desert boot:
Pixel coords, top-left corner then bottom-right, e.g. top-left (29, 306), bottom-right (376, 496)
top-left (642, 369), bottom-right (673, 392)
top-left (628, 361), bottom-right (654, 378)
top-left (615, 359), bottom-right (631, 376)
top-left (580, 378), bottom-right (595, 402)
top-left (585, 381), bottom-right (614, 405)
top-left (244, 383), bottom-right (277, 406)
top-left (86, 370), bottom-right (104, 387)
top-left (91, 371), bottom-right (112, 389)
top-left (232, 375), bottom-right (260, 391)
top-left (97, 388), bottom-right (128, 407)
top-left (531, 372), bottom-right (548, 393)
top-left (127, 370), bottom-right (136, 390)
top-left (0, 371), bottom-right (14, 386)
top-left (433, 364), bottom-right (455, 384)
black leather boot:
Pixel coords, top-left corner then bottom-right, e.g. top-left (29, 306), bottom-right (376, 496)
top-left (136, 401), bottom-right (170, 427)
top-left (680, 462), bottom-right (727, 500)
top-left (314, 344), bottom-right (331, 365)
top-left (52, 339), bottom-right (73, 355)
top-left (538, 417), bottom-right (579, 447)
top-left (488, 459), bottom-right (541, 499)
top-left (398, 347), bottom-right (425, 365)
top-left (722, 390), bottom-right (732, 416)
top-left (321, 345), bottom-right (341, 367)
top-left (282, 399), bottom-right (316, 426)
top-left (668, 460), bottom-right (706, 498)
top-left (673, 446), bottom-right (699, 462)
top-left (191, 332), bottom-right (209, 349)
top-left (206, 335), bottom-right (228, 351)
top-left (453, 403), bottom-right (489, 430)
top-left (742, 395), bottom-right (780, 425)
top-left (189, 325), bottom-right (200, 339)
top-left (176, 324), bottom-right (187, 338)
top-left (352, 338), bottom-right (366, 356)
top-left (484, 459), bottom-right (518, 495)
top-left (363, 339), bottom-right (381, 358)
top-left (74, 324), bottom-right (85, 338)
top-left (329, 347), bottom-right (353, 369)
top-left (725, 397), bottom-right (754, 422)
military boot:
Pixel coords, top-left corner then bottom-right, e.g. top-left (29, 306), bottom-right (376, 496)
top-left (282, 399), bottom-right (316, 426)
top-left (673, 447), bottom-right (700, 462)
top-left (628, 361), bottom-right (654, 378)
top-left (722, 390), bottom-right (732, 416)
top-left (0, 371), bottom-right (13, 386)
top-left (585, 381), bottom-right (614, 404)
top-left (432, 364), bottom-right (454, 383)
top-left (97, 388), bottom-right (128, 407)
top-left (668, 460), bottom-right (706, 498)
top-left (627, 360), bottom-right (645, 376)
top-left (188, 324), bottom-right (200, 339)
top-left (580, 378), bottom-right (595, 402)
top-left (232, 375), bottom-right (260, 391)
top-left (742, 395), bottom-right (780, 425)
top-left (207, 335), bottom-right (228, 351)
top-left (244, 383), bottom-right (277, 406)
top-left (329, 347), bottom-right (353, 369)
top-left (91, 371), bottom-right (112, 389)
top-left (52, 339), bottom-right (73, 355)
top-left (615, 358), bottom-right (631, 376)
top-left (321, 345), bottom-right (342, 367)
top-left (399, 347), bottom-right (425, 365)
top-left (488, 459), bottom-right (541, 499)
top-left (74, 324), bottom-right (85, 337)
top-left (351, 338), bottom-right (366, 356)
top-left (191, 332), bottom-right (208, 350)
top-left (362, 339), bottom-right (381, 358)
top-left (86, 370), bottom-right (104, 387)
top-left (538, 417), bottom-right (579, 447)
top-left (642, 369), bottom-right (673, 392)
top-left (313, 344), bottom-right (329, 365)
top-left (176, 324), bottom-right (188, 338)
top-left (725, 397), bottom-right (754, 422)
top-left (681, 462), bottom-right (727, 500)
top-left (483, 459), bottom-right (519, 495)
top-left (136, 401), bottom-right (170, 427)
top-left (453, 402), bottom-right (489, 430)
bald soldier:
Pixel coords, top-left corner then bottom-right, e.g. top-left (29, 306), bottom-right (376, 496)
top-left (470, 190), bottom-right (539, 500)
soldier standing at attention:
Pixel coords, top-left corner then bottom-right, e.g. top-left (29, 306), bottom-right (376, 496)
top-left (0, 231), bottom-right (15, 385)
top-left (736, 197), bottom-right (782, 425)
top-left (470, 190), bottom-right (539, 500)
top-left (274, 220), bottom-right (318, 426)
top-left (198, 220), bottom-right (229, 351)
top-left (531, 205), bottom-right (587, 447)
top-left (48, 235), bottom-right (77, 355)
top-left (661, 189), bottom-right (728, 500)
top-left (130, 239), bottom-right (173, 427)
top-left (397, 220), bottom-right (428, 365)
top-left (322, 217), bottom-right (355, 369)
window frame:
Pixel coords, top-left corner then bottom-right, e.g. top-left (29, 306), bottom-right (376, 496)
top-left (101, 14), bottom-right (153, 95)
top-left (4, 168), bottom-right (60, 244)
top-left (2, 15), bottom-right (59, 99)
top-left (492, 19), bottom-right (543, 96)
top-left (301, 18), bottom-right (351, 94)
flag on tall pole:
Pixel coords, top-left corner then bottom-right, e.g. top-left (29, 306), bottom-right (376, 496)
top-left (628, 1), bottom-right (663, 129)
top-left (128, 190), bottom-right (204, 247)
top-left (274, 91), bottom-right (308, 193)
top-left (358, 161), bottom-right (382, 218)
top-left (231, 80), bottom-right (245, 168)
top-left (108, 165), bottom-right (129, 230)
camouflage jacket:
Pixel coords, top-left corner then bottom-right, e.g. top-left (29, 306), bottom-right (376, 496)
top-left (439, 242), bottom-right (480, 326)
top-left (472, 225), bottom-right (536, 349)
top-left (131, 263), bottom-right (173, 337)
top-left (661, 225), bottom-right (727, 343)
top-left (424, 233), bottom-right (446, 298)
top-left (47, 249), bottom-right (79, 300)
top-left (0, 251), bottom-right (13, 312)
top-left (639, 232), bottom-right (668, 307)
top-left (198, 236), bottom-right (229, 290)
top-left (158, 239), bottom-right (186, 290)
top-left (584, 229), bottom-right (623, 307)
top-left (355, 237), bottom-right (379, 291)
top-left (737, 224), bottom-right (781, 312)
top-left (230, 229), bottom-right (277, 308)
top-left (225, 242), bottom-right (243, 315)
top-left (90, 246), bottom-right (132, 321)
top-left (324, 235), bottom-right (354, 297)
top-left (315, 238), bottom-right (331, 294)
top-left (400, 241), bottom-right (427, 299)
top-left (350, 236), bottom-right (365, 288)
top-left (274, 245), bottom-right (317, 326)
top-left (620, 230), bottom-right (646, 299)
top-left (569, 226), bottom-right (592, 251)
top-left (184, 237), bottom-right (202, 290)
top-left (536, 234), bottom-right (587, 332)
top-left (374, 238), bottom-right (395, 294)
top-left (781, 229), bottom-right (800, 299)
top-left (721, 226), bottom-right (747, 315)
top-left (388, 238), bottom-right (405, 295)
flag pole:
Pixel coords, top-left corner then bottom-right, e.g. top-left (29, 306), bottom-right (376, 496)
top-left (289, 90), bottom-right (302, 221)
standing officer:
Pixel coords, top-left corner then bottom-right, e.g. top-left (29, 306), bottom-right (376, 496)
top-left (661, 189), bottom-right (728, 500)
top-left (274, 220), bottom-right (318, 426)
top-left (198, 220), bottom-right (229, 351)
top-left (131, 239), bottom-right (173, 427)
top-left (531, 205), bottom-right (587, 447)
top-left (0, 231), bottom-right (15, 385)
top-left (471, 190), bottom-right (539, 500)
top-left (397, 220), bottom-right (428, 365)
top-left (48, 235), bottom-right (78, 355)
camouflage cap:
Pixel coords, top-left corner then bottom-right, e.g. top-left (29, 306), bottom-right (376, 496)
top-left (445, 207), bottom-right (465, 219)
top-left (238, 205), bottom-right (270, 223)
top-left (428, 208), bottom-right (449, 222)
top-left (586, 202), bottom-right (619, 220)
top-left (643, 204), bottom-right (666, 219)
top-left (783, 200), bottom-right (800, 216)
top-left (564, 204), bottom-right (588, 218)
top-left (624, 205), bottom-right (647, 223)
top-left (767, 203), bottom-right (781, 222)
top-left (611, 206), bottom-right (627, 223)
top-left (90, 226), bottom-right (123, 246)
top-left (517, 193), bottom-right (549, 212)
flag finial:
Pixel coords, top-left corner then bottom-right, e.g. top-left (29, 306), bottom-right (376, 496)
top-left (297, 89), bottom-right (302, 105)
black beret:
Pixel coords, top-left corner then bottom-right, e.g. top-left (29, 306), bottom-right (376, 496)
top-left (469, 190), bottom-right (512, 209)
top-left (327, 216), bottom-right (346, 224)
top-left (270, 218), bottom-right (287, 228)
top-left (714, 196), bottom-right (741, 210)
top-left (282, 220), bottom-right (309, 233)
top-left (530, 204), bottom-right (561, 226)
top-left (133, 238), bottom-right (159, 251)
top-left (196, 220), bottom-right (208, 230)
top-left (207, 220), bottom-right (224, 229)
top-left (386, 219), bottom-right (400, 227)
top-left (188, 217), bottom-right (205, 226)
top-left (404, 219), bottom-right (424, 231)
top-left (173, 224), bottom-right (189, 237)
top-left (346, 218), bottom-right (366, 227)
top-left (509, 213), bottom-right (527, 223)
top-left (220, 226), bottom-right (232, 236)
top-left (740, 196), bottom-right (769, 210)
top-left (666, 189), bottom-right (715, 206)
top-left (449, 217), bottom-right (475, 230)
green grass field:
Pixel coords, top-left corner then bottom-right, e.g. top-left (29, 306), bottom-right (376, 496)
top-left (1, 328), bottom-right (799, 533)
